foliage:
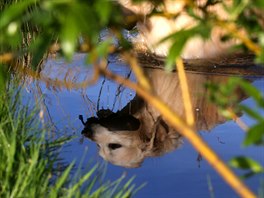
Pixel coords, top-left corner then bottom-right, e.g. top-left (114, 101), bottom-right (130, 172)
top-left (0, 0), bottom-right (127, 64)
top-left (0, 0), bottom-right (264, 197)
top-left (207, 78), bottom-right (264, 179)
top-left (0, 85), bottom-right (140, 197)
top-left (154, 0), bottom-right (264, 68)
top-left (0, 0), bottom-right (264, 75)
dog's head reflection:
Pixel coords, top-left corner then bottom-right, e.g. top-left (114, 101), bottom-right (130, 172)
top-left (80, 112), bottom-right (182, 168)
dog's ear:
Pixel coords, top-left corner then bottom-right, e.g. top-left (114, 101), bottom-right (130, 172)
top-left (151, 118), bottom-right (182, 155)
top-left (143, 117), bottom-right (172, 157)
top-left (100, 114), bottom-right (141, 131)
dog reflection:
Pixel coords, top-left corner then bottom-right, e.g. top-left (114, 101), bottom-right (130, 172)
top-left (80, 114), bottom-right (182, 168)
top-left (80, 69), bottom-right (246, 168)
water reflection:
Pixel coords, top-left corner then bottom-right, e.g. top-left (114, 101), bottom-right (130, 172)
top-left (24, 54), bottom-right (263, 196)
top-left (81, 67), bottom-right (248, 168)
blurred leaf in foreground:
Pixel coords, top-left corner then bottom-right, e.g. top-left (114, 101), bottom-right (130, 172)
top-left (229, 156), bottom-right (264, 178)
top-left (244, 121), bottom-right (264, 146)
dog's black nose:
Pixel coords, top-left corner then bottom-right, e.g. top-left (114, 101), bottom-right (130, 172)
top-left (81, 117), bottom-right (99, 140)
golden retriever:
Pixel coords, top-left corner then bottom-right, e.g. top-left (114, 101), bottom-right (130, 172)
top-left (80, 68), bottom-right (245, 168)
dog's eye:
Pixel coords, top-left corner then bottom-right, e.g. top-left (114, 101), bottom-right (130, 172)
top-left (108, 143), bottom-right (122, 150)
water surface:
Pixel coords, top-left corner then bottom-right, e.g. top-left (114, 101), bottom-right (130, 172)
top-left (23, 53), bottom-right (264, 197)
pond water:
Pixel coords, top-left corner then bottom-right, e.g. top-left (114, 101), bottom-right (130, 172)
top-left (23, 53), bottom-right (264, 197)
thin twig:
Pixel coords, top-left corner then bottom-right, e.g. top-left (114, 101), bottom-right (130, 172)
top-left (9, 61), bottom-right (101, 90)
top-left (216, 21), bottom-right (261, 55)
top-left (176, 58), bottom-right (194, 127)
top-left (227, 108), bottom-right (249, 132)
top-left (111, 70), bottom-right (132, 111)
top-left (122, 52), bottom-right (152, 92)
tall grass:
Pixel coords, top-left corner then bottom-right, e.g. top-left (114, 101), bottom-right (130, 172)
top-left (0, 84), bottom-right (140, 197)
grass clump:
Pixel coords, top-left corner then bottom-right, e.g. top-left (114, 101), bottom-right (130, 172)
top-left (0, 86), bottom-right (140, 197)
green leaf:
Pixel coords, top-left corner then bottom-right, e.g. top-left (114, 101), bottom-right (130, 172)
top-left (165, 31), bottom-right (190, 70)
top-left (165, 40), bottom-right (185, 70)
top-left (256, 46), bottom-right (264, 64)
top-left (0, 0), bottom-right (37, 29)
top-left (240, 81), bottom-right (264, 108)
top-left (244, 121), bottom-right (264, 146)
top-left (95, 0), bottom-right (112, 25)
top-left (229, 156), bottom-right (264, 173)
top-left (60, 14), bottom-right (79, 60)
top-left (50, 163), bottom-right (74, 197)
top-left (96, 39), bottom-right (113, 57)
top-left (66, 165), bottom-right (97, 197)
top-left (241, 171), bottom-right (257, 179)
top-left (163, 25), bottom-right (211, 70)
top-left (239, 105), bottom-right (264, 122)
top-left (29, 34), bottom-right (52, 69)
top-left (228, 0), bottom-right (249, 20)
top-left (254, 0), bottom-right (264, 8)
top-left (87, 39), bottom-right (113, 63)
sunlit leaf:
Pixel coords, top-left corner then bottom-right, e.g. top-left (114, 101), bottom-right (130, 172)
top-left (97, 40), bottom-right (114, 57)
top-left (230, 156), bottom-right (264, 173)
top-left (164, 30), bottom-right (194, 70)
top-left (163, 25), bottom-right (211, 70)
top-left (219, 109), bottom-right (233, 119)
top-left (7, 21), bottom-right (18, 35)
top-left (60, 14), bottom-right (79, 60)
top-left (166, 41), bottom-right (185, 70)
